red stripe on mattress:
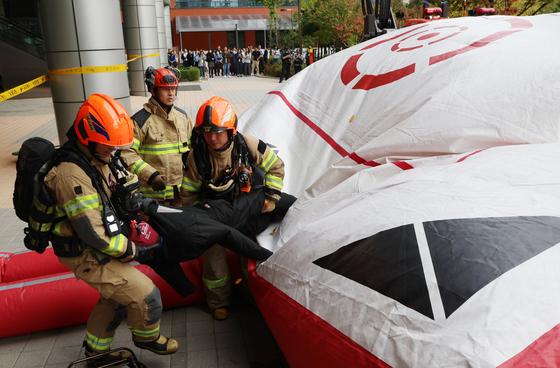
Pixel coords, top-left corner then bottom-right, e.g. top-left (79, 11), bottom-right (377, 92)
top-left (457, 149), bottom-right (483, 163)
top-left (498, 323), bottom-right (560, 368)
top-left (269, 91), bottom-right (387, 169)
top-left (393, 160), bottom-right (414, 170)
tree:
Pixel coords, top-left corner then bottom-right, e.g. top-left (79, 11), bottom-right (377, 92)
top-left (302, 0), bottom-right (363, 47)
top-left (433, 0), bottom-right (560, 16)
top-left (512, 0), bottom-right (560, 14)
top-left (259, 0), bottom-right (283, 47)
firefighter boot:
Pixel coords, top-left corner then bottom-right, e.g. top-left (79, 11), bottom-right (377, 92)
top-left (84, 343), bottom-right (132, 368)
top-left (134, 335), bottom-right (179, 355)
top-left (212, 307), bottom-right (229, 321)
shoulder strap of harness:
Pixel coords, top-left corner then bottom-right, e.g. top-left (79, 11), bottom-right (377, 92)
top-left (53, 142), bottom-right (111, 208)
top-left (234, 133), bottom-right (253, 167)
top-left (174, 106), bottom-right (188, 117)
top-left (132, 108), bottom-right (151, 129)
top-left (191, 130), bottom-right (212, 182)
top-left (257, 139), bottom-right (267, 155)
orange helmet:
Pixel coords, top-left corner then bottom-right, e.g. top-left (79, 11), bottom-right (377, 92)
top-left (145, 66), bottom-right (179, 94)
top-left (73, 93), bottom-right (134, 148)
top-left (195, 96), bottom-right (237, 134)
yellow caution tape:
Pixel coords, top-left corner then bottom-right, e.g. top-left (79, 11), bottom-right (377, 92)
top-left (0, 75), bottom-right (49, 103)
top-left (127, 52), bottom-right (160, 63)
top-left (48, 64), bottom-right (128, 75)
top-left (1, 52), bottom-right (160, 103)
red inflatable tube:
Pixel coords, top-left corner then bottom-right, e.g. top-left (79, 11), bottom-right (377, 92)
top-left (0, 271), bottom-right (98, 338)
top-left (0, 245), bottom-right (248, 338)
top-left (1, 248), bottom-right (243, 287)
top-left (0, 261), bottom-right (205, 338)
top-left (0, 248), bottom-right (67, 283)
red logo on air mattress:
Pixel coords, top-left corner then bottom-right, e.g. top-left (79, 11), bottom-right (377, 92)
top-left (340, 18), bottom-right (532, 91)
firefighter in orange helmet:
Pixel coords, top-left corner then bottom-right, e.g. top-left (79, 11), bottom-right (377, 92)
top-left (181, 96), bottom-right (285, 320)
top-left (44, 94), bottom-right (178, 366)
top-left (121, 66), bottom-right (193, 206)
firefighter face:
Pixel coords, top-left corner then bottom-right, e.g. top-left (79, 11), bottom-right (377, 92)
top-left (203, 130), bottom-right (230, 150)
top-left (156, 86), bottom-right (177, 106)
top-left (94, 143), bottom-right (117, 162)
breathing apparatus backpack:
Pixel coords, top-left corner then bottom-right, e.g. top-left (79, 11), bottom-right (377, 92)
top-left (13, 138), bottom-right (104, 253)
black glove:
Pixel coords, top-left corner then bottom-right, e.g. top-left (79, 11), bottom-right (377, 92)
top-left (148, 172), bottom-right (166, 191)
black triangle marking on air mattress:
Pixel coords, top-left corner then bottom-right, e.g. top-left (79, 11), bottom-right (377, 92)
top-left (314, 224), bottom-right (434, 319)
top-left (313, 216), bottom-right (560, 320)
top-left (425, 216), bottom-right (560, 317)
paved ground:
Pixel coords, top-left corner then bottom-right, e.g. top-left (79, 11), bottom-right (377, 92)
top-left (0, 75), bottom-right (288, 368)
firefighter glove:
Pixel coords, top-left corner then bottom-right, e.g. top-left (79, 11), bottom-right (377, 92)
top-left (149, 173), bottom-right (167, 191)
top-left (129, 220), bottom-right (162, 263)
top-left (118, 242), bottom-right (136, 263)
top-left (129, 220), bottom-right (160, 247)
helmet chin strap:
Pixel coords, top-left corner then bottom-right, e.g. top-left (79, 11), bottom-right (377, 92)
top-left (212, 137), bottom-right (233, 152)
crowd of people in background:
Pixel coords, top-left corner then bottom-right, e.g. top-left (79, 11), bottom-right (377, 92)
top-left (167, 45), bottom-right (308, 82)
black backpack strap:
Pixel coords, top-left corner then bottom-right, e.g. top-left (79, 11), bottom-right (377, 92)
top-left (53, 143), bottom-right (111, 207)
top-left (132, 108), bottom-right (151, 129)
top-left (174, 106), bottom-right (188, 117)
top-left (257, 139), bottom-right (267, 155)
top-left (191, 130), bottom-right (212, 182)
top-left (235, 133), bottom-right (253, 167)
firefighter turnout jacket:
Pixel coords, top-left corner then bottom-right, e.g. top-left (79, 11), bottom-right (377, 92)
top-left (122, 97), bottom-right (193, 201)
top-left (181, 133), bottom-right (285, 205)
top-left (44, 150), bottom-right (132, 259)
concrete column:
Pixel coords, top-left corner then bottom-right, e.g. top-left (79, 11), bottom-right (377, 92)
top-left (39, 0), bottom-right (130, 143)
top-left (155, 0), bottom-right (166, 66)
top-left (123, 0), bottom-right (160, 96)
top-left (164, 4), bottom-right (172, 50)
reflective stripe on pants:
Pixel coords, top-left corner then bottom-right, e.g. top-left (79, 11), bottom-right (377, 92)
top-left (202, 244), bottom-right (231, 310)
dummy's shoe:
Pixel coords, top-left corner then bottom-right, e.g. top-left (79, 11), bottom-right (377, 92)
top-left (84, 344), bottom-right (132, 367)
top-left (134, 335), bottom-right (179, 355)
top-left (212, 307), bottom-right (229, 321)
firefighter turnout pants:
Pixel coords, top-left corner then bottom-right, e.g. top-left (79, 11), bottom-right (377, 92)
top-left (59, 250), bottom-right (163, 352)
top-left (202, 244), bottom-right (231, 310)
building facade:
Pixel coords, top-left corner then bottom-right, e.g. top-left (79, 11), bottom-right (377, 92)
top-left (170, 0), bottom-right (297, 50)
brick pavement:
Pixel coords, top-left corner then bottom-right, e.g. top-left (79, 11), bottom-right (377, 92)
top-left (0, 75), bottom-right (287, 368)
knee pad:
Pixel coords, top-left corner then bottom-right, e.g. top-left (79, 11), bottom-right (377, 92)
top-left (144, 287), bottom-right (162, 325)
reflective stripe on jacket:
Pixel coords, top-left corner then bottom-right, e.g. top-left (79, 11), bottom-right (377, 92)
top-left (44, 156), bottom-right (131, 258)
top-left (180, 133), bottom-right (285, 205)
top-left (122, 97), bottom-right (193, 200)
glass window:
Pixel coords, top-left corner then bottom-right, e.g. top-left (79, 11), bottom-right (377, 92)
top-left (175, 0), bottom-right (295, 8)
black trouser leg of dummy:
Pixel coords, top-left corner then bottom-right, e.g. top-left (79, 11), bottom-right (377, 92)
top-left (270, 192), bottom-right (297, 221)
top-left (146, 256), bottom-right (196, 297)
top-left (201, 190), bottom-right (263, 229)
top-left (239, 192), bottom-right (297, 237)
top-left (195, 216), bottom-right (273, 260)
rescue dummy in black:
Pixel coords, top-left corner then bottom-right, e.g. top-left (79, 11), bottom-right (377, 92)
top-left (119, 186), bottom-right (296, 296)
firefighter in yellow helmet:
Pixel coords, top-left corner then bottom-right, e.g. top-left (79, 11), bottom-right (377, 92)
top-left (121, 66), bottom-right (193, 206)
top-left (44, 94), bottom-right (178, 366)
top-left (181, 96), bottom-right (285, 320)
